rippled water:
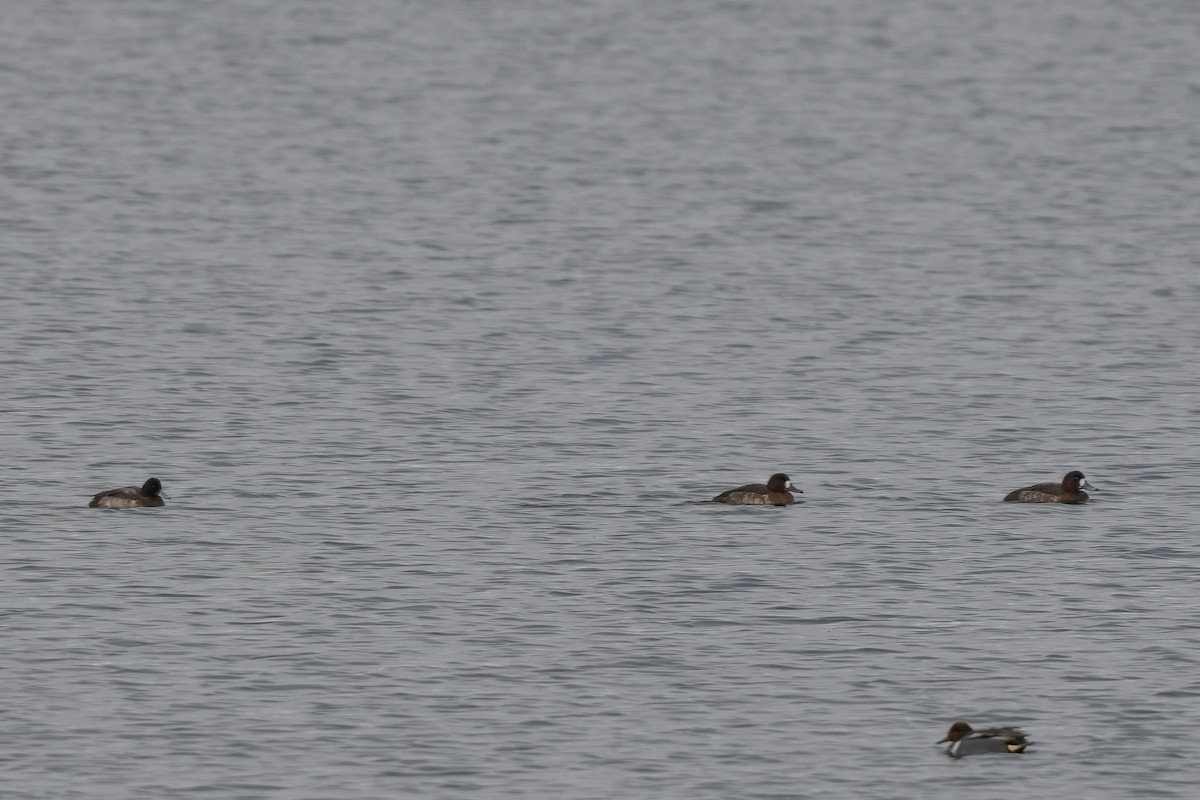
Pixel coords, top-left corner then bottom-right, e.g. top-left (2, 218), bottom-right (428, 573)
top-left (3, 0), bottom-right (1199, 797)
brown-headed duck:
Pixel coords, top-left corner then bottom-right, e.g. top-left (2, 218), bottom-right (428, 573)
top-left (712, 473), bottom-right (800, 506)
top-left (939, 721), bottom-right (1031, 757)
top-left (88, 477), bottom-right (166, 509)
top-left (1003, 470), bottom-right (1093, 504)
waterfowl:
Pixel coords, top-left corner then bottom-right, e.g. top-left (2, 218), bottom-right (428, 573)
top-left (939, 721), bottom-right (1031, 757)
top-left (1004, 470), bottom-right (1093, 504)
top-left (88, 477), bottom-right (166, 509)
top-left (712, 473), bottom-right (800, 506)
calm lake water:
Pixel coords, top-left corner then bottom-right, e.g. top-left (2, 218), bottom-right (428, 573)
top-left (3, 1), bottom-right (1199, 797)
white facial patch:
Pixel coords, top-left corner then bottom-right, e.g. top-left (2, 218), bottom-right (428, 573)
top-left (784, 480), bottom-right (793, 489)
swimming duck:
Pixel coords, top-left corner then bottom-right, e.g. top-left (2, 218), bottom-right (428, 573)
top-left (88, 477), bottom-right (166, 509)
top-left (939, 721), bottom-right (1031, 757)
top-left (712, 473), bottom-right (799, 506)
top-left (1004, 470), bottom-right (1093, 504)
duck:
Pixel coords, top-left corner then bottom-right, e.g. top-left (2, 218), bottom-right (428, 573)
top-left (88, 477), bottom-right (166, 509)
top-left (712, 473), bottom-right (799, 506)
top-left (939, 721), bottom-right (1031, 757)
top-left (1004, 470), bottom-right (1093, 504)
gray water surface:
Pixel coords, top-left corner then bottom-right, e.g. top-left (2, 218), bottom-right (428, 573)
top-left (3, 1), bottom-right (1200, 798)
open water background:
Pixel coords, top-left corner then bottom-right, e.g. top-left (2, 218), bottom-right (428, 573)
top-left (2, 1), bottom-right (1199, 797)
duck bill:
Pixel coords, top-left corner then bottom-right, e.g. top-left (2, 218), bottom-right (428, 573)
top-left (1081, 480), bottom-right (1095, 491)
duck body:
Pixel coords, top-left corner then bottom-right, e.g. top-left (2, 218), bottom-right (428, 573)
top-left (712, 473), bottom-right (799, 506)
top-left (939, 721), bottom-right (1031, 757)
top-left (1004, 470), bottom-right (1093, 504)
top-left (89, 478), bottom-right (165, 509)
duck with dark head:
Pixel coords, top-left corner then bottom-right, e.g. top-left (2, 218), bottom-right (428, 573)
top-left (712, 473), bottom-right (800, 507)
top-left (88, 477), bottom-right (166, 509)
top-left (1004, 471), bottom-right (1093, 504)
